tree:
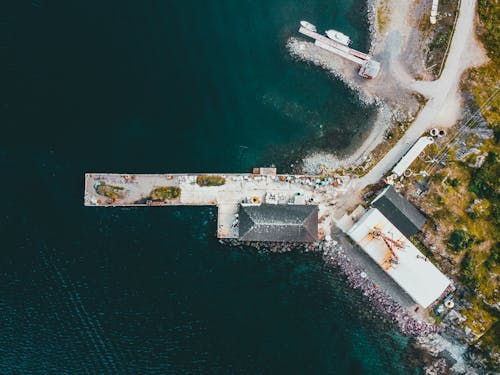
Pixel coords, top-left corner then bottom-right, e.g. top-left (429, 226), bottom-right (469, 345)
top-left (448, 229), bottom-right (474, 252)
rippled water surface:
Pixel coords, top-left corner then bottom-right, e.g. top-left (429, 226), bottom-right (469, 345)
top-left (2, 0), bottom-right (420, 373)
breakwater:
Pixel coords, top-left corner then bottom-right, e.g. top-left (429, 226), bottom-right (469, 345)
top-left (323, 242), bottom-right (442, 336)
top-left (235, 238), bottom-right (444, 336)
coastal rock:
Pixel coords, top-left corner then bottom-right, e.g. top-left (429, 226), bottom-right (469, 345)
top-left (321, 242), bottom-right (442, 336)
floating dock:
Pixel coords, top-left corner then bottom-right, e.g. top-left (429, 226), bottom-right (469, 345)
top-left (298, 22), bottom-right (381, 79)
top-left (84, 169), bottom-right (345, 240)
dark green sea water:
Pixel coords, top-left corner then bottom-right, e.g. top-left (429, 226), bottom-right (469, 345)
top-left (2, 1), bottom-right (421, 373)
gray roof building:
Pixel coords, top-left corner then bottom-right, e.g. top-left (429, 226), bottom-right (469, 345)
top-left (238, 204), bottom-right (318, 242)
top-left (371, 186), bottom-right (426, 237)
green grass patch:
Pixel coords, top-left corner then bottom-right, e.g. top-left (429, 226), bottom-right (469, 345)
top-left (469, 152), bottom-right (500, 226)
top-left (409, 234), bottom-right (436, 261)
top-left (469, 0), bottom-right (500, 127)
top-left (150, 186), bottom-right (181, 201)
top-left (418, 0), bottom-right (459, 78)
top-left (460, 250), bottom-right (480, 288)
top-left (477, 0), bottom-right (500, 61)
top-left (377, 5), bottom-right (389, 34)
top-left (406, 1), bottom-right (500, 367)
top-left (196, 175), bottom-right (226, 187)
top-left (95, 183), bottom-right (125, 200)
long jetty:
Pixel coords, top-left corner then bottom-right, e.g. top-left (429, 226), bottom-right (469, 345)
top-left (298, 26), bottom-right (369, 65)
top-left (84, 169), bottom-right (347, 240)
top-left (297, 24), bottom-right (381, 79)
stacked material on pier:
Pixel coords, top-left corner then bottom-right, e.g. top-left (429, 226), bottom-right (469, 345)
top-left (298, 21), bottom-right (381, 79)
top-left (253, 167), bottom-right (277, 176)
top-left (392, 136), bottom-right (434, 177)
top-left (371, 186), bottom-right (426, 237)
top-left (348, 208), bottom-right (450, 308)
top-left (238, 204), bottom-right (318, 242)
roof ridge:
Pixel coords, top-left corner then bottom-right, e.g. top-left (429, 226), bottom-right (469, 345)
top-left (302, 209), bottom-right (318, 240)
top-left (253, 222), bottom-right (304, 226)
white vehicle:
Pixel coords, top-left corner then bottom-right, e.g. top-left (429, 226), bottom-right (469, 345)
top-left (300, 20), bottom-right (317, 32)
top-left (325, 29), bottom-right (351, 46)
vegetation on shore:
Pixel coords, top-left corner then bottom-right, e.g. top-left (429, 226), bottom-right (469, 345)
top-left (95, 183), bottom-right (125, 200)
top-left (346, 94), bottom-right (427, 177)
top-left (415, 0), bottom-right (460, 79)
top-left (463, 8), bottom-right (500, 358)
top-left (150, 186), bottom-right (181, 201)
top-left (469, 0), bottom-right (500, 126)
top-left (196, 175), bottom-right (226, 187)
top-left (402, 142), bottom-right (499, 367)
top-left (376, 0), bottom-right (390, 34)
top-left (448, 229), bottom-right (475, 252)
top-left (399, 1), bottom-right (499, 367)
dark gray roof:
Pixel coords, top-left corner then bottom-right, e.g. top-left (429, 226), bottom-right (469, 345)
top-left (371, 186), bottom-right (426, 237)
top-left (238, 204), bottom-right (318, 242)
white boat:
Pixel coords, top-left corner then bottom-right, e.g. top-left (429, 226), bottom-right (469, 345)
top-left (325, 30), bottom-right (351, 46)
top-left (300, 21), bottom-right (317, 32)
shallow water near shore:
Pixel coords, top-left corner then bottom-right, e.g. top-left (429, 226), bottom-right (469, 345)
top-left (2, 0), bottom-right (422, 373)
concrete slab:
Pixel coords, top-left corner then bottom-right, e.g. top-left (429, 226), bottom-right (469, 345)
top-left (84, 172), bottom-right (349, 240)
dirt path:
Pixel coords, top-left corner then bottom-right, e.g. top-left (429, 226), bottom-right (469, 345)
top-left (359, 0), bottom-right (488, 187)
top-left (289, 0), bottom-right (487, 183)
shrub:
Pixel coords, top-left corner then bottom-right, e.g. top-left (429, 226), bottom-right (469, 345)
top-left (469, 152), bottom-right (500, 225)
top-left (430, 31), bottom-right (450, 50)
top-left (461, 251), bottom-right (479, 288)
top-left (477, 0), bottom-right (500, 61)
top-left (470, 152), bottom-right (498, 199)
top-left (151, 186), bottom-right (181, 201)
top-left (95, 183), bottom-right (125, 199)
top-left (448, 229), bottom-right (474, 252)
top-left (196, 175), bottom-right (226, 187)
top-left (467, 210), bottom-right (480, 219)
top-left (485, 242), bottom-right (500, 270)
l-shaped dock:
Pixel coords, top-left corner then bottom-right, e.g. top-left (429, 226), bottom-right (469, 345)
top-left (84, 169), bottom-right (347, 240)
top-left (298, 23), bottom-right (381, 79)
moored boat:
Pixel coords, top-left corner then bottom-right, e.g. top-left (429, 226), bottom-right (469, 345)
top-left (300, 20), bottom-right (317, 32)
top-left (325, 29), bottom-right (351, 46)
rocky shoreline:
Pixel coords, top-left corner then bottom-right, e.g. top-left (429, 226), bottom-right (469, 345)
top-left (222, 237), bottom-right (486, 373)
top-left (256, 1), bottom-right (491, 370)
top-left (321, 241), bottom-right (443, 336)
top-left (285, 37), bottom-right (419, 175)
top-left (225, 238), bottom-right (441, 336)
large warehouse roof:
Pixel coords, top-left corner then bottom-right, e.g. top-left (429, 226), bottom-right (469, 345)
top-left (372, 186), bottom-right (426, 237)
top-left (348, 208), bottom-right (450, 308)
top-left (238, 204), bottom-right (318, 242)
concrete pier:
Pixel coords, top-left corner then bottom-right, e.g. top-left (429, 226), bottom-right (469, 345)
top-left (298, 25), bottom-right (381, 78)
top-left (84, 171), bottom-right (346, 240)
top-left (298, 26), bottom-right (370, 65)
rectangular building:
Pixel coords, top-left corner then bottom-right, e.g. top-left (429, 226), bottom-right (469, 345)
top-left (348, 208), bottom-right (450, 308)
top-left (238, 204), bottom-right (318, 242)
top-left (372, 186), bottom-right (427, 237)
